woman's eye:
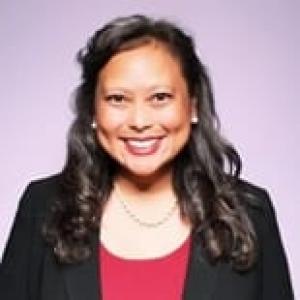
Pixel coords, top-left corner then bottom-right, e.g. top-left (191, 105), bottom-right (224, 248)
top-left (105, 94), bottom-right (125, 103)
top-left (152, 92), bottom-right (173, 102)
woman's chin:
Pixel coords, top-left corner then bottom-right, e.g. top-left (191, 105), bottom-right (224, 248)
top-left (125, 166), bottom-right (161, 178)
top-left (119, 162), bottom-right (172, 183)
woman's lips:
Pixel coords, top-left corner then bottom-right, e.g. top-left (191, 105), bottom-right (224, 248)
top-left (122, 137), bottom-right (165, 156)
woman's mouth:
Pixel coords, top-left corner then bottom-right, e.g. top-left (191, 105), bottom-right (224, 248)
top-left (122, 137), bottom-right (165, 156)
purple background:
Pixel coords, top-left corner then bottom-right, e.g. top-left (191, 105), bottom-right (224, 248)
top-left (1, 0), bottom-right (299, 295)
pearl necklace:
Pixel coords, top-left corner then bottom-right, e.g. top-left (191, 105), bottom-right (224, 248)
top-left (115, 184), bottom-right (178, 228)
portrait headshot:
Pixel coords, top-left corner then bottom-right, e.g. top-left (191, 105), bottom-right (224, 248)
top-left (0, 1), bottom-right (298, 299)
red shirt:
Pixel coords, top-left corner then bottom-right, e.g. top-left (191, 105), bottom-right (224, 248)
top-left (99, 235), bottom-right (191, 300)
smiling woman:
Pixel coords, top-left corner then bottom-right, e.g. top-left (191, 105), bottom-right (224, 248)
top-left (0, 15), bottom-right (294, 300)
top-left (94, 41), bottom-right (194, 179)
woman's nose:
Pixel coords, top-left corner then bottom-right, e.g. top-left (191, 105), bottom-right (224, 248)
top-left (128, 102), bottom-right (153, 131)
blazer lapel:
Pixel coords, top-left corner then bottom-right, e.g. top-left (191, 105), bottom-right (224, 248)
top-left (183, 235), bottom-right (221, 300)
top-left (62, 231), bottom-right (100, 300)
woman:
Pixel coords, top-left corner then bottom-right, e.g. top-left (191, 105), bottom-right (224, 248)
top-left (0, 15), bottom-right (294, 299)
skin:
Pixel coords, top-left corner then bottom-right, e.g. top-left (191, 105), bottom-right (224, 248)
top-left (93, 40), bottom-right (195, 258)
top-left (94, 40), bottom-right (196, 187)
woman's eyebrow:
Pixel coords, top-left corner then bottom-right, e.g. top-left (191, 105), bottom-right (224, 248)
top-left (100, 85), bottom-right (175, 94)
top-left (147, 84), bottom-right (175, 91)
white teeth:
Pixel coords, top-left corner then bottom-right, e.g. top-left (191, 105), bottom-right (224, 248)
top-left (126, 139), bottom-right (158, 148)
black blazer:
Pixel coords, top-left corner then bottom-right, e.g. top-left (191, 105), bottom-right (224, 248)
top-left (0, 174), bottom-right (294, 300)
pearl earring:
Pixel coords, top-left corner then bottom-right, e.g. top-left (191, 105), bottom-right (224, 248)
top-left (191, 116), bottom-right (198, 124)
top-left (91, 120), bottom-right (97, 129)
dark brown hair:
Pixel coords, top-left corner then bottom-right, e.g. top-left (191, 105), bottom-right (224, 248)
top-left (43, 15), bottom-right (257, 271)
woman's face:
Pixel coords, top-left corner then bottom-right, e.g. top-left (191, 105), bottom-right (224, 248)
top-left (94, 41), bottom-right (196, 179)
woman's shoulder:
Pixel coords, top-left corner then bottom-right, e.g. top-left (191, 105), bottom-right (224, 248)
top-left (26, 173), bottom-right (62, 193)
top-left (18, 173), bottom-right (63, 219)
top-left (234, 178), bottom-right (279, 230)
top-left (235, 178), bottom-right (271, 207)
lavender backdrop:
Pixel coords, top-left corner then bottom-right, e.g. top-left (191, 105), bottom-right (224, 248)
top-left (1, 0), bottom-right (299, 295)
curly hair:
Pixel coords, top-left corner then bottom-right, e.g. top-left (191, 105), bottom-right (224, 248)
top-left (42, 15), bottom-right (258, 271)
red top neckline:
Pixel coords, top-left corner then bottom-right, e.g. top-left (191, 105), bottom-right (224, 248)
top-left (99, 232), bottom-right (192, 299)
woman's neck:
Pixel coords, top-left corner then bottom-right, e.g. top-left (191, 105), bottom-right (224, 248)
top-left (115, 165), bottom-right (175, 203)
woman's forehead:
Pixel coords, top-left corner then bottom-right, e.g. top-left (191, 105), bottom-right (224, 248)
top-left (96, 48), bottom-right (188, 99)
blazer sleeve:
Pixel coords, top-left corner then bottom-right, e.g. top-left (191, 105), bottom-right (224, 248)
top-left (0, 183), bottom-right (37, 299)
top-left (258, 190), bottom-right (294, 299)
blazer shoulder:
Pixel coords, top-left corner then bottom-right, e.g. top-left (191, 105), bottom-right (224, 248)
top-left (28, 173), bottom-right (62, 194)
top-left (18, 173), bottom-right (63, 218)
top-left (235, 178), bottom-right (277, 219)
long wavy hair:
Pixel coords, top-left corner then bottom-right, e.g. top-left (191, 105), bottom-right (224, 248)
top-left (43, 15), bottom-right (258, 271)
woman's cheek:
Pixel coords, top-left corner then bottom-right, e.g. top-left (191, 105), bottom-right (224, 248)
top-left (158, 106), bottom-right (190, 131)
top-left (98, 108), bottom-right (126, 133)
top-left (94, 111), bottom-right (123, 154)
